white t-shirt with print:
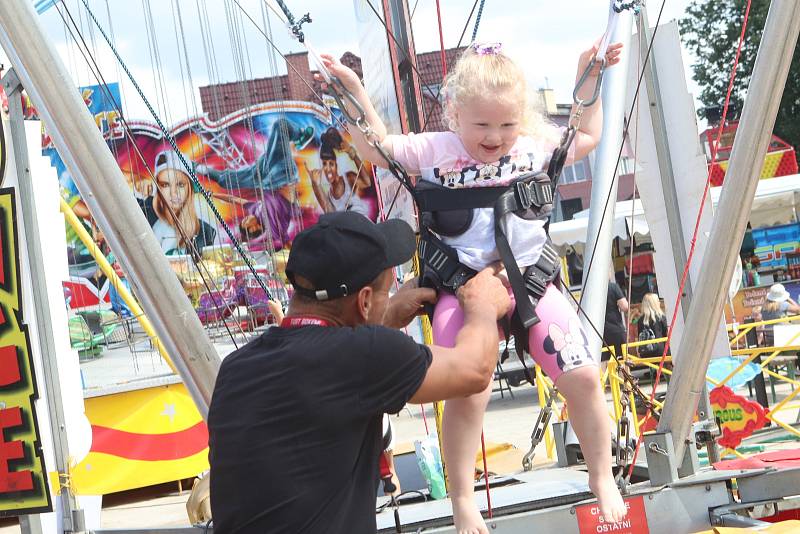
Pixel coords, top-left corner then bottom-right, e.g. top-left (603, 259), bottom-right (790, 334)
top-left (387, 131), bottom-right (557, 270)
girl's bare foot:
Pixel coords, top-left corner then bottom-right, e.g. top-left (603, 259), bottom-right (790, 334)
top-left (589, 473), bottom-right (628, 523)
top-left (451, 495), bottom-right (489, 534)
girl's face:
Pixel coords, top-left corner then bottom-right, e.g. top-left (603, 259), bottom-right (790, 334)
top-left (156, 169), bottom-right (190, 212)
top-left (322, 158), bottom-right (339, 184)
top-left (454, 93), bottom-right (522, 163)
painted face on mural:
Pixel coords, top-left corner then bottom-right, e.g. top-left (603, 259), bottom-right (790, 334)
top-left (240, 214), bottom-right (264, 239)
top-left (322, 157), bottom-right (339, 185)
top-left (156, 169), bottom-right (191, 213)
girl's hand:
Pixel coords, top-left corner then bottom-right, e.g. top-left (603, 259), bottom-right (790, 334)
top-left (316, 54), bottom-right (362, 93)
top-left (578, 41), bottom-right (623, 76)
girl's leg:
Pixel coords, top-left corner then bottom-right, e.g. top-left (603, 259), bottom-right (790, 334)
top-left (432, 294), bottom-right (490, 534)
top-left (528, 285), bottom-right (627, 524)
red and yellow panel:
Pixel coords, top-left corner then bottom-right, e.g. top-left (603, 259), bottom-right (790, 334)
top-left (710, 149), bottom-right (798, 186)
top-left (71, 383), bottom-right (208, 495)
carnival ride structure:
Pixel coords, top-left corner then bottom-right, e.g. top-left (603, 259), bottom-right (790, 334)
top-left (2, 0), bottom-right (800, 533)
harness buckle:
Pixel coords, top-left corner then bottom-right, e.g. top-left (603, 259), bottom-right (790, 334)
top-left (514, 180), bottom-right (553, 211)
top-left (524, 267), bottom-right (549, 298)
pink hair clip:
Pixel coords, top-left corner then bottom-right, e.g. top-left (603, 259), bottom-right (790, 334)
top-left (471, 42), bottom-right (502, 55)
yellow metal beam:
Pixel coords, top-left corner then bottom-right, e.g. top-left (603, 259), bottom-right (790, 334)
top-left (59, 198), bottom-right (176, 373)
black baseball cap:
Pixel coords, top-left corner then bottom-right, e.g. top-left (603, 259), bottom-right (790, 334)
top-left (286, 212), bottom-right (416, 300)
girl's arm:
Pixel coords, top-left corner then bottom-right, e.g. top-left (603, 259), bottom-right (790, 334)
top-left (319, 54), bottom-right (396, 168)
top-left (570, 41), bottom-right (624, 162)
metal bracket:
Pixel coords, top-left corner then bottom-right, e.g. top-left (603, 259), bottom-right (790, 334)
top-left (644, 431), bottom-right (679, 485)
top-left (2, 66), bottom-right (22, 96)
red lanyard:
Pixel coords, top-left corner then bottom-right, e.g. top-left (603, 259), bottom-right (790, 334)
top-left (280, 316), bottom-right (334, 328)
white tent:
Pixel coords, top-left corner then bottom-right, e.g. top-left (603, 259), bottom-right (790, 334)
top-left (549, 173), bottom-right (800, 251)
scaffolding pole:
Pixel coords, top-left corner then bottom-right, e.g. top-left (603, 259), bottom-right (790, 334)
top-left (580, 8), bottom-right (634, 358)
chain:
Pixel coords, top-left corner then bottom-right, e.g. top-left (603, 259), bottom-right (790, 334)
top-left (273, 0), bottom-right (311, 42)
top-left (613, 0), bottom-right (642, 14)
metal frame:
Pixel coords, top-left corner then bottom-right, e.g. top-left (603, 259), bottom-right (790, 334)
top-left (658, 0), bottom-right (800, 462)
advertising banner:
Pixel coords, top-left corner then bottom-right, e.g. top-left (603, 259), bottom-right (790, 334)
top-left (0, 189), bottom-right (52, 516)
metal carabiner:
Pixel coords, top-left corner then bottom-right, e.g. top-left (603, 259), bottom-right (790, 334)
top-left (323, 76), bottom-right (368, 128)
top-left (572, 56), bottom-right (606, 108)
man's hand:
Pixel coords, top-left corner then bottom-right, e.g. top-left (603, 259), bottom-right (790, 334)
top-left (383, 277), bottom-right (437, 329)
top-left (458, 268), bottom-right (512, 321)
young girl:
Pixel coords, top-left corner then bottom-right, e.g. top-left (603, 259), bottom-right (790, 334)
top-left (321, 41), bottom-right (625, 532)
top-left (152, 150), bottom-right (216, 256)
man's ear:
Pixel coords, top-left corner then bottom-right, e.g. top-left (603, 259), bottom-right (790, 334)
top-left (357, 285), bottom-right (374, 322)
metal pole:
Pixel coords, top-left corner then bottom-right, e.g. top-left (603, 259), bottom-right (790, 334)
top-left (636, 6), bottom-right (718, 465)
top-left (3, 72), bottom-right (81, 533)
top-left (658, 0), bottom-right (800, 461)
top-left (0, 0), bottom-right (220, 416)
top-left (580, 9), bottom-right (634, 359)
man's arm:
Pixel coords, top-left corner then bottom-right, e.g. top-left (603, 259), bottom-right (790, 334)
top-left (409, 269), bottom-right (511, 403)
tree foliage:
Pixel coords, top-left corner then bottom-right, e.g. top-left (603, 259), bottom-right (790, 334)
top-left (679, 0), bottom-right (800, 149)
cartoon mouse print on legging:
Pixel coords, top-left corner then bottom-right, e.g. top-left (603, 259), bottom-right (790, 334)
top-left (543, 318), bottom-right (591, 372)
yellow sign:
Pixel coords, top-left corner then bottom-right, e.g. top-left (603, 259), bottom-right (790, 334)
top-left (0, 189), bottom-right (52, 516)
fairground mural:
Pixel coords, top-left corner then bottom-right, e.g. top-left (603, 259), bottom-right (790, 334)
top-left (41, 88), bottom-right (379, 307)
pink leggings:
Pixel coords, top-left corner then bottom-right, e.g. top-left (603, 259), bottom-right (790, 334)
top-left (432, 283), bottom-right (597, 381)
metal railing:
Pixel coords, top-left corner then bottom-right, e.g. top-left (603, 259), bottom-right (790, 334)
top-left (531, 313), bottom-right (800, 461)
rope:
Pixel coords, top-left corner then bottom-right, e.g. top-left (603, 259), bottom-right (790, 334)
top-left (77, 0), bottom-right (275, 306)
top-left (435, 0), bottom-right (448, 75)
top-left (480, 431), bottom-right (492, 518)
top-left (470, 0), bottom-right (486, 43)
top-left (627, 0), bottom-right (754, 479)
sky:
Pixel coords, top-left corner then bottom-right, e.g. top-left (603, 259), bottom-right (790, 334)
top-left (7, 0), bottom-right (697, 124)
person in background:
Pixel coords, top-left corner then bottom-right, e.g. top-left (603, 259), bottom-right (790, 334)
top-left (761, 283), bottom-right (800, 346)
top-left (602, 274), bottom-right (629, 365)
top-left (637, 293), bottom-right (668, 358)
top-left (306, 127), bottom-right (374, 218)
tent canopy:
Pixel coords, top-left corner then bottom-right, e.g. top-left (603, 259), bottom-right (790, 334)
top-left (550, 173), bottom-right (800, 250)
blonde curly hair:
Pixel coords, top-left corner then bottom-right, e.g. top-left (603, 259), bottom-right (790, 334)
top-left (442, 44), bottom-right (558, 143)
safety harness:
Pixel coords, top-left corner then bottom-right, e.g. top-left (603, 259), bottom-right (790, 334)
top-left (416, 126), bottom-right (577, 334)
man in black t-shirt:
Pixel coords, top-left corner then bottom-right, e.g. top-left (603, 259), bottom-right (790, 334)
top-left (602, 278), bottom-right (629, 363)
top-left (207, 211), bottom-right (511, 533)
